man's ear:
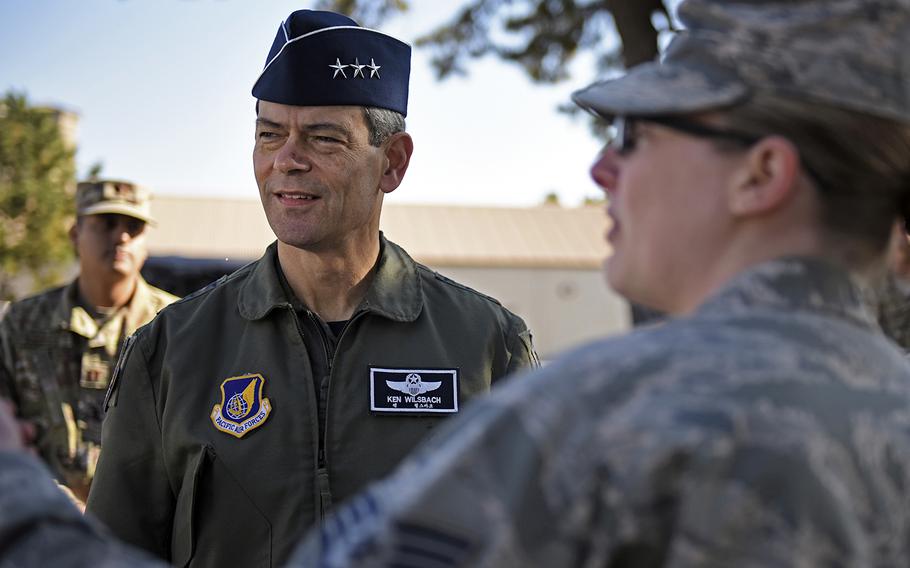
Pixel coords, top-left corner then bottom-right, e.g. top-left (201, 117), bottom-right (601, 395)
top-left (379, 132), bottom-right (414, 194)
top-left (728, 136), bottom-right (802, 217)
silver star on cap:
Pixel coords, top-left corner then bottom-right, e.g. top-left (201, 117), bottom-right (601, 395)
top-left (351, 57), bottom-right (366, 79)
top-left (330, 58), bottom-right (348, 79)
top-left (368, 58), bottom-right (381, 79)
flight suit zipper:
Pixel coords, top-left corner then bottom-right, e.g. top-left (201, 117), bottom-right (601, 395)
top-left (284, 304), bottom-right (328, 521)
top-left (316, 307), bottom-right (369, 520)
top-left (305, 310), bottom-right (331, 466)
top-left (305, 309), bottom-right (335, 520)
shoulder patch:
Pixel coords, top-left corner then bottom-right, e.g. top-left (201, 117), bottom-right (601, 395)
top-left (211, 373), bottom-right (272, 438)
top-left (104, 333), bottom-right (138, 411)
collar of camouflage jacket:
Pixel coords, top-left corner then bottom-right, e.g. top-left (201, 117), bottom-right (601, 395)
top-left (237, 233), bottom-right (424, 323)
top-left (58, 277), bottom-right (160, 340)
top-left (697, 256), bottom-right (878, 330)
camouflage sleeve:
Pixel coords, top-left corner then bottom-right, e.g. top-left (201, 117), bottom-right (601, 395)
top-left (287, 386), bottom-right (575, 567)
top-left (0, 451), bottom-right (166, 567)
top-left (85, 334), bottom-right (176, 561)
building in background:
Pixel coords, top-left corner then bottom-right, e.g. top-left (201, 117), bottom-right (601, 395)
top-left (142, 196), bottom-right (629, 359)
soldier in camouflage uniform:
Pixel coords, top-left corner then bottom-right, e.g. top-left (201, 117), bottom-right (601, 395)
top-left (288, 0), bottom-right (910, 566)
top-left (0, 180), bottom-right (177, 505)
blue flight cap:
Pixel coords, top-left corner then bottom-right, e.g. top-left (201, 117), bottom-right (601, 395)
top-left (252, 10), bottom-right (411, 116)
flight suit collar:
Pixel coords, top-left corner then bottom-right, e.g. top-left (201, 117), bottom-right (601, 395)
top-left (697, 256), bottom-right (878, 330)
top-left (238, 234), bottom-right (423, 322)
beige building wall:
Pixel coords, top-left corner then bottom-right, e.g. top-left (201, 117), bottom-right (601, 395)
top-left (430, 265), bottom-right (629, 360)
top-left (146, 197), bottom-right (630, 358)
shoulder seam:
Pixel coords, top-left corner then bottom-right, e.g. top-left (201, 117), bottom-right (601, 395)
top-left (2, 286), bottom-right (68, 328)
top-left (416, 263), bottom-right (504, 307)
top-left (166, 260), bottom-right (255, 308)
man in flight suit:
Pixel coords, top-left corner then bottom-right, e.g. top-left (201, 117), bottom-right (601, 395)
top-left (86, 9), bottom-right (538, 567)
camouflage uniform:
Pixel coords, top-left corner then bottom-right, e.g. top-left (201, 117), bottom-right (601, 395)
top-left (0, 451), bottom-right (165, 568)
top-left (0, 277), bottom-right (176, 494)
top-left (0, 179), bottom-right (176, 498)
top-left (295, 258), bottom-right (910, 567)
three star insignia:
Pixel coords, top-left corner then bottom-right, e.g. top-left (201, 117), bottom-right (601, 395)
top-left (329, 57), bottom-right (382, 79)
top-left (330, 57), bottom-right (348, 79)
top-left (351, 57), bottom-right (366, 78)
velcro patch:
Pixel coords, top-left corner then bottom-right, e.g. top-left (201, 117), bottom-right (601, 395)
top-left (370, 367), bottom-right (458, 414)
top-left (211, 373), bottom-right (272, 438)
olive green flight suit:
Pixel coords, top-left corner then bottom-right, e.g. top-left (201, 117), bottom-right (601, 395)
top-left (87, 237), bottom-right (538, 567)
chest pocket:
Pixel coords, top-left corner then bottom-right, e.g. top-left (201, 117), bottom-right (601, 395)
top-left (172, 445), bottom-right (272, 568)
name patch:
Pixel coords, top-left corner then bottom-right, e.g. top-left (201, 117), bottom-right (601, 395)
top-left (370, 367), bottom-right (459, 414)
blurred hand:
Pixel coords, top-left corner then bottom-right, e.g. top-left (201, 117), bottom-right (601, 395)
top-left (0, 398), bottom-right (35, 452)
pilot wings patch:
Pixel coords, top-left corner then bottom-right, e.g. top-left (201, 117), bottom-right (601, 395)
top-left (386, 373), bottom-right (442, 396)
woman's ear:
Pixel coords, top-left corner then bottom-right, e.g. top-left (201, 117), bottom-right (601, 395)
top-left (728, 136), bottom-right (802, 218)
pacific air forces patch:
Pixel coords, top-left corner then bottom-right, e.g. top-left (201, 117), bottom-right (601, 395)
top-left (211, 373), bottom-right (272, 438)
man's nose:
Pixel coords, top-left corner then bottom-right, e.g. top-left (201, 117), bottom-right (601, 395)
top-left (274, 139), bottom-right (312, 174)
top-left (112, 219), bottom-right (134, 243)
top-left (590, 147), bottom-right (620, 195)
top-left (115, 225), bottom-right (132, 243)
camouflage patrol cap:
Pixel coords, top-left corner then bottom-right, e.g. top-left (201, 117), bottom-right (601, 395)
top-left (75, 180), bottom-right (155, 225)
top-left (572, 0), bottom-right (910, 123)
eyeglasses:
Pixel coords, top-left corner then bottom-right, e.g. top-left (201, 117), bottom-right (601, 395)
top-left (606, 115), bottom-right (828, 191)
top-left (607, 115), bottom-right (763, 155)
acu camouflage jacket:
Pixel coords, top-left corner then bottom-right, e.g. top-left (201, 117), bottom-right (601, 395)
top-left (296, 257), bottom-right (910, 568)
top-left (0, 278), bottom-right (176, 496)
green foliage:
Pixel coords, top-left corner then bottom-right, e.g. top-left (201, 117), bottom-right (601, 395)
top-left (542, 191), bottom-right (561, 205)
top-left (321, 0), bottom-right (672, 81)
top-left (415, 0), bottom-right (673, 85)
top-left (0, 91), bottom-right (76, 299)
top-left (316, 0), bottom-right (410, 29)
top-left (417, 0), bottom-right (612, 83)
top-left (87, 161), bottom-right (104, 181)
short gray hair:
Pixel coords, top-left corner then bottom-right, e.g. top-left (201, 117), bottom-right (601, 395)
top-left (362, 107), bottom-right (405, 146)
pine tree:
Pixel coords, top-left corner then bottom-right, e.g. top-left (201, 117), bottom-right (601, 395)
top-left (0, 91), bottom-right (77, 299)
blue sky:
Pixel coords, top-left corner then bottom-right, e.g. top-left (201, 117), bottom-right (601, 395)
top-left (1, 0), bottom-right (625, 207)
